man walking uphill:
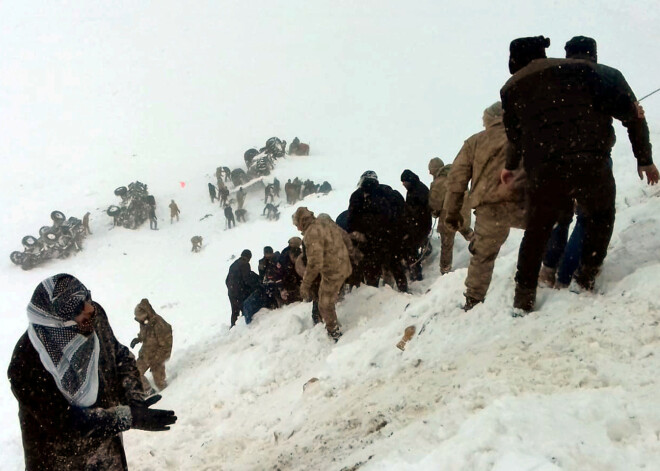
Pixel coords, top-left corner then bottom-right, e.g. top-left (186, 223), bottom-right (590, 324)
top-left (293, 207), bottom-right (352, 341)
top-left (347, 171), bottom-right (408, 292)
top-left (8, 274), bottom-right (176, 470)
top-left (500, 35), bottom-right (656, 314)
top-left (428, 158), bottom-right (473, 274)
top-left (400, 169), bottom-right (432, 281)
top-left (444, 101), bottom-right (526, 311)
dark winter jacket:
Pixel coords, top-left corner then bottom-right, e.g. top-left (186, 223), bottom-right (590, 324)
top-left (8, 303), bottom-right (143, 471)
top-left (346, 182), bottom-right (406, 251)
top-left (401, 170), bottom-right (433, 246)
top-left (226, 256), bottom-right (259, 301)
top-left (277, 248), bottom-right (303, 299)
top-left (224, 206), bottom-right (234, 219)
top-left (502, 58), bottom-right (652, 172)
top-left (258, 255), bottom-right (280, 284)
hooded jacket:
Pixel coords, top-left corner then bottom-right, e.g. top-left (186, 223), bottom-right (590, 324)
top-left (293, 208), bottom-right (352, 290)
top-left (428, 159), bottom-right (472, 224)
top-left (401, 170), bottom-right (432, 245)
top-left (134, 299), bottom-right (173, 364)
top-left (445, 103), bottom-right (526, 211)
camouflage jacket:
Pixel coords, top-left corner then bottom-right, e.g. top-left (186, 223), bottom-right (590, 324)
top-left (301, 215), bottom-right (352, 289)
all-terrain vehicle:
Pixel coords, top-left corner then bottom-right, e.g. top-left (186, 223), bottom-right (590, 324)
top-left (10, 210), bottom-right (87, 270)
top-left (107, 181), bottom-right (155, 229)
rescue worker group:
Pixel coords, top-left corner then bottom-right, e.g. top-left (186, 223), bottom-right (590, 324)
top-left (7, 35), bottom-right (657, 470)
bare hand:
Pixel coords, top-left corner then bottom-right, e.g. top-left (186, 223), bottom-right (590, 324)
top-left (500, 169), bottom-right (515, 186)
top-left (638, 164), bottom-right (659, 185)
top-left (635, 101), bottom-right (645, 120)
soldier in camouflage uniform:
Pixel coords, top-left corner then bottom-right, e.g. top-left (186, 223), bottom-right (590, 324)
top-left (293, 207), bottom-right (352, 341)
top-left (169, 200), bottom-right (180, 223)
top-left (130, 299), bottom-right (173, 392)
top-left (428, 158), bottom-right (473, 274)
top-left (443, 101), bottom-right (526, 310)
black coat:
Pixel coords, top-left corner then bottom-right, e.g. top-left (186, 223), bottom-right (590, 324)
top-left (501, 58), bottom-right (652, 172)
top-left (402, 172), bottom-right (432, 246)
top-left (7, 303), bottom-right (143, 470)
top-left (277, 248), bottom-right (303, 295)
top-left (226, 256), bottom-right (258, 301)
top-left (347, 183), bottom-right (405, 251)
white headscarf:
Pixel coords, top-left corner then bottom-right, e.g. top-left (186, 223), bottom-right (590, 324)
top-left (27, 274), bottom-right (100, 407)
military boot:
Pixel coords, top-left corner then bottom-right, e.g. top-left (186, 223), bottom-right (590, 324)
top-left (463, 295), bottom-right (483, 312)
top-left (513, 284), bottom-right (536, 315)
top-left (328, 327), bottom-right (343, 343)
top-left (538, 264), bottom-right (556, 289)
top-left (572, 264), bottom-right (600, 293)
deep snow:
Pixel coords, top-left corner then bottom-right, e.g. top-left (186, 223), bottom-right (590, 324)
top-left (1, 1), bottom-right (660, 470)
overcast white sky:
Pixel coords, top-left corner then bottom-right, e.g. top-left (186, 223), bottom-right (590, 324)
top-left (1, 0), bottom-right (658, 182)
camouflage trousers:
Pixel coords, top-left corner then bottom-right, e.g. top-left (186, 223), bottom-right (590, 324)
top-left (438, 209), bottom-right (473, 273)
top-left (465, 202), bottom-right (526, 301)
top-left (315, 275), bottom-right (346, 333)
top-left (137, 354), bottom-right (168, 391)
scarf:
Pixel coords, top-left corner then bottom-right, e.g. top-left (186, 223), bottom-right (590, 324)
top-left (26, 274), bottom-right (100, 407)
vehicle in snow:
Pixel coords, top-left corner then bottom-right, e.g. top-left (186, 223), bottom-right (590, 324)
top-left (106, 181), bottom-right (155, 229)
top-left (10, 211), bottom-right (87, 270)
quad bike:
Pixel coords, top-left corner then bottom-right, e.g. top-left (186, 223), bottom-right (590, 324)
top-left (10, 210), bottom-right (86, 270)
top-left (106, 181), bottom-right (154, 229)
top-left (262, 137), bottom-right (286, 159)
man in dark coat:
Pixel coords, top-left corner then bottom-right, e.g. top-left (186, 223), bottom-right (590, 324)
top-left (219, 186), bottom-right (229, 207)
top-left (8, 274), bottom-right (176, 470)
top-left (208, 182), bottom-right (217, 203)
top-left (277, 237), bottom-right (303, 304)
top-left (225, 250), bottom-right (259, 327)
top-left (400, 169), bottom-right (433, 281)
top-left (347, 171), bottom-right (408, 292)
top-left (224, 204), bottom-right (236, 229)
top-left (500, 36), bottom-right (656, 313)
top-left (258, 246), bottom-right (281, 308)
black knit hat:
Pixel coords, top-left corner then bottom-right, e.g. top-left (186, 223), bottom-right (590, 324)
top-left (400, 169), bottom-right (419, 183)
top-left (241, 249), bottom-right (252, 259)
top-left (565, 36), bottom-right (597, 62)
top-left (263, 246), bottom-right (273, 255)
top-left (509, 36), bottom-right (550, 74)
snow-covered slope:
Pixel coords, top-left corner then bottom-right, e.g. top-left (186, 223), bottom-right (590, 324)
top-left (2, 139), bottom-right (659, 470)
top-left (1, 2), bottom-right (660, 470)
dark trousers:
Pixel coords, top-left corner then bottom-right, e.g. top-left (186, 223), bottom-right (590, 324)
top-left (543, 207), bottom-right (586, 285)
top-left (362, 246), bottom-right (408, 292)
top-left (229, 295), bottom-right (242, 327)
top-left (515, 155), bottom-right (615, 290)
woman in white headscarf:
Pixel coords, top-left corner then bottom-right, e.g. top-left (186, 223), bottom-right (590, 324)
top-left (8, 274), bottom-right (176, 470)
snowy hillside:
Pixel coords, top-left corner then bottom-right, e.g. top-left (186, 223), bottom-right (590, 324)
top-left (2, 1), bottom-right (660, 470)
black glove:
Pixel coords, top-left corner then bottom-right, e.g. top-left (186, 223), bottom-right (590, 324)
top-left (444, 213), bottom-right (463, 232)
top-left (130, 394), bottom-right (177, 431)
top-left (130, 338), bottom-right (140, 349)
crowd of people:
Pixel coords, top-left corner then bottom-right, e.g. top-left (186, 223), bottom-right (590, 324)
top-left (6, 35), bottom-right (656, 469)
top-left (225, 34), bottom-right (656, 336)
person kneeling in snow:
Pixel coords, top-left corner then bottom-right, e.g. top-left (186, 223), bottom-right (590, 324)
top-left (293, 207), bottom-right (352, 341)
top-left (8, 274), bottom-right (176, 470)
top-left (131, 298), bottom-right (173, 393)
